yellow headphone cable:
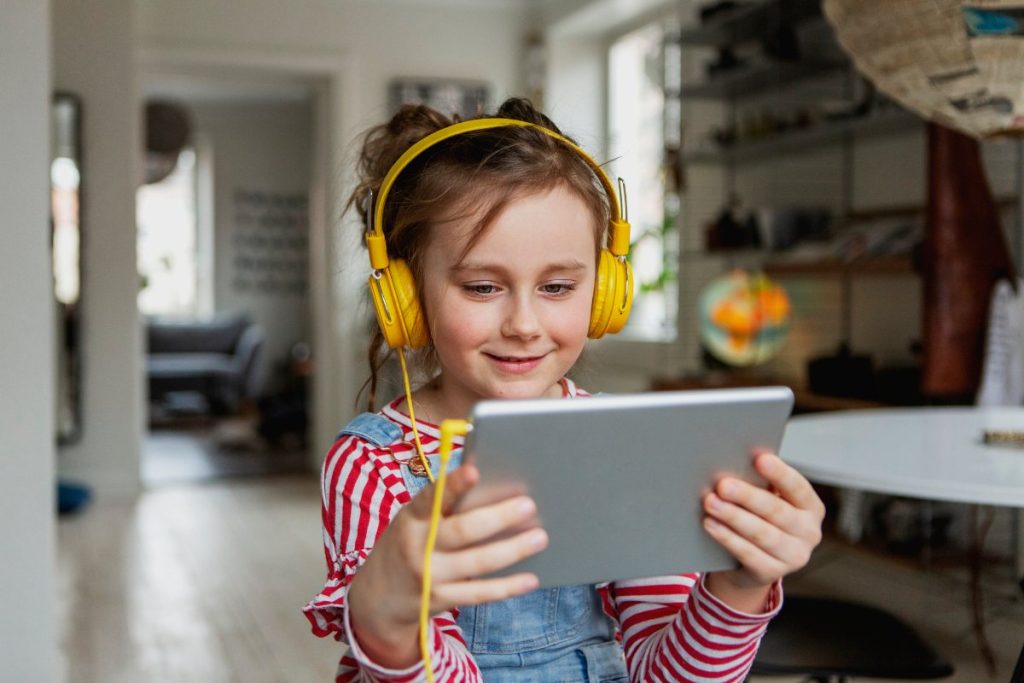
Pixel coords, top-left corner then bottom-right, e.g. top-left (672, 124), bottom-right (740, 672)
top-left (394, 347), bottom-right (468, 682)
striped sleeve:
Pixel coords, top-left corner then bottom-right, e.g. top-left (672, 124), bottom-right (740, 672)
top-left (302, 433), bottom-right (483, 682)
top-left (600, 573), bottom-right (781, 683)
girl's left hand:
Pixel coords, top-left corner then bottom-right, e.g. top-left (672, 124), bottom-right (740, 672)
top-left (702, 451), bottom-right (825, 605)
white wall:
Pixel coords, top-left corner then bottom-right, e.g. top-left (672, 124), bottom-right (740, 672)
top-left (189, 99), bottom-right (314, 394)
top-left (138, 0), bottom-right (530, 131)
top-left (0, 1), bottom-right (59, 677)
top-left (138, 0), bottom-right (532, 451)
top-left (54, 0), bottom-right (143, 496)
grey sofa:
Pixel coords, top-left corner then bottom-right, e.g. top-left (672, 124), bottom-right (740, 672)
top-left (146, 314), bottom-right (264, 414)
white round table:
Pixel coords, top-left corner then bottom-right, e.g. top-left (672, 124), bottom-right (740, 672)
top-left (781, 407), bottom-right (1024, 671)
top-left (780, 407), bottom-right (1024, 509)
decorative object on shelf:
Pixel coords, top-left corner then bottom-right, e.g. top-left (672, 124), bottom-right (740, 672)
top-left (387, 78), bottom-right (489, 119)
top-left (824, 0), bottom-right (1024, 138)
top-left (756, 206), bottom-right (832, 251)
top-left (807, 342), bottom-right (875, 400)
top-left (699, 270), bottom-right (791, 366)
top-left (704, 203), bottom-right (758, 251)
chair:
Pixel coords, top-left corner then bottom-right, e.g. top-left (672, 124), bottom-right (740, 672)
top-left (751, 596), bottom-right (954, 683)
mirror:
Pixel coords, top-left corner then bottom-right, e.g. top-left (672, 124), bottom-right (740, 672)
top-left (52, 92), bottom-right (82, 445)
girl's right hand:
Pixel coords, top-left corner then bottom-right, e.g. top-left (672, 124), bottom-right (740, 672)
top-left (346, 463), bottom-right (548, 668)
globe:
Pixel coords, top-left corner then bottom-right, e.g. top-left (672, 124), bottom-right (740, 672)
top-left (699, 270), bottom-right (791, 367)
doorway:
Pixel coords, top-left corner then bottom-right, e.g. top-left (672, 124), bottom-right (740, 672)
top-left (139, 69), bottom-right (322, 486)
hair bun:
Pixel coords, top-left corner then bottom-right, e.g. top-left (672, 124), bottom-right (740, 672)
top-left (494, 97), bottom-right (563, 135)
top-left (349, 104), bottom-right (455, 224)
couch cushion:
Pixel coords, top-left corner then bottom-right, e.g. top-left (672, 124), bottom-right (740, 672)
top-left (147, 353), bottom-right (239, 380)
top-left (146, 315), bottom-right (249, 354)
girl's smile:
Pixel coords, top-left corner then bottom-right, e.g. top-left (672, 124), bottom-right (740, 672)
top-left (483, 353), bottom-right (547, 375)
top-left (417, 185), bottom-right (598, 418)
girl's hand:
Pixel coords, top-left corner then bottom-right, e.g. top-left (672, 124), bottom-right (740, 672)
top-left (347, 463), bottom-right (547, 668)
top-left (702, 452), bottom-right (825, 612)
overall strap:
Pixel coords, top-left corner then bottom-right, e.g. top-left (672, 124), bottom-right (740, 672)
top-left (335, 412), bottom-right (404, 447)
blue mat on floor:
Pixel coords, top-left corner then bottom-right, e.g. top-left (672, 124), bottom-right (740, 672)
top-left (57, 481), bottom-right (91, 515)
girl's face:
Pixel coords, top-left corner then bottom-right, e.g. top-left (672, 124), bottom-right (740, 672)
top-left (419, 186), bottom-right (598, 417)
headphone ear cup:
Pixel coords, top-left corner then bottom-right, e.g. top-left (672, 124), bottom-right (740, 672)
top-left (589, 249), bottom-right (615, 338)
top-left (368, 270), bottom-right (405, 349)
top-left (588, 249), bottom-right (611, 338)
top-left (588, 249), bottom-right (634, 339)
top-left (368, 260), bottom-right (428, 349)
top-left (604, 257), bottom-right (633, 335)
top-left (387, 259), bottom-right (429, 349)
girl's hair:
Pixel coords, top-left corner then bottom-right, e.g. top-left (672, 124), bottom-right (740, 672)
top-left (349, 97), bottom-right (611, 411)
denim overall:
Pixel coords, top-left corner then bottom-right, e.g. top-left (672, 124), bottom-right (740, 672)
top-left (338, 414), bottom-right (629, 682)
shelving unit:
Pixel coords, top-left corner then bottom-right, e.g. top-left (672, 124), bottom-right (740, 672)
top-left (681, 59), bottom-right (848, 100)
top-left (672, 0), bottom-right (927, 397)
top-left (679, 0), bottom-right (844, 101)
top-left (678, 0), bottom-right (823, 48)
top-left (677, 0), bottom-right (923, 267)
top-left (684, 108), bottom-right (921, 164)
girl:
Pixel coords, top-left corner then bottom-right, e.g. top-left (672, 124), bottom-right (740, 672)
top-left (304, 98), bottom-right (825, 682)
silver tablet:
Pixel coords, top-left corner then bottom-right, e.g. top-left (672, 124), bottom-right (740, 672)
top-left (461, 386), bottom-right (794, 588)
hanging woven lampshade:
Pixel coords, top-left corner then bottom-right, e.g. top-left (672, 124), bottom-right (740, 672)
top-left (824, 0), bottom-right (1024, 138)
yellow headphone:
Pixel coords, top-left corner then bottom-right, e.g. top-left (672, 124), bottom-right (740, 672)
top-left (364, 117), bottom-right (634, 348)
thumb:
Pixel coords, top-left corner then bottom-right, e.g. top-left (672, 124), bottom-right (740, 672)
top-left (407, 463), bottom-right (479, 519)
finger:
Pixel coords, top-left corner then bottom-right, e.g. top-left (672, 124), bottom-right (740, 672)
top-left (703, 516), bottom-right (789, 584)
top-left (406, 464), bottom-right (480, 520)
top-left (754, 453), bottom-right (825, 516)
top-left (705, 493), bottom-right (807, 564)
top-left (714, 478), bottom-right (808, 537)
top-left (434, 527), bottom-right (548, 582)
top-left (431, 573), bottom-right (540, 611)
top-left (435, 496), bottom-right (537, 551)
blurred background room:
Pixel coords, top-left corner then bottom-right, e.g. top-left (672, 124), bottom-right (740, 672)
top-left (3, 0), bottom-right (1024, 681)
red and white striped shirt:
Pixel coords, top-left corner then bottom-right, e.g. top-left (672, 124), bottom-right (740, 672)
top-left (304, 379), bottom-right (781, 682)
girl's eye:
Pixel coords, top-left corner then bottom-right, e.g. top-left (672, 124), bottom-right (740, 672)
top-left (464, 283), bottom-right (499, 296)
top-left (541, 282), bottom-right (576, 296)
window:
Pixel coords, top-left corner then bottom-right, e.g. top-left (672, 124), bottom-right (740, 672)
top-left (137, 149), bottom-right (199, 317)
top-left (607, 21), bottom-right (682, 340)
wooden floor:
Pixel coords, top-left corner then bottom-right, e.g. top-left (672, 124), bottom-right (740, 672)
top-left (57, 475), bottom-right (341, 683)
top-left (58, 474), bottom-right (1024, 683)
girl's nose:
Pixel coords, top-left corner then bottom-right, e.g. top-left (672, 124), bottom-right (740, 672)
top-left (501, 294), bottom-right (542, 339)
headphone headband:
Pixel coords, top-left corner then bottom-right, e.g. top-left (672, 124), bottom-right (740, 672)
top-left (365, 118), bottom-right (629, 271)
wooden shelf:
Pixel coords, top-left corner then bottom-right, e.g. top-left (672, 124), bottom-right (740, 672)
top-left (677, 252), bottom-right (916, 277)
top-left (684, 109), bottom-right (922, 164)
top-left (679, 0), bottom-right (823, 48)
top-left (763, 256), bottom-right (915, 277)
top-left (681, 59), bottom-right (847, 100)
